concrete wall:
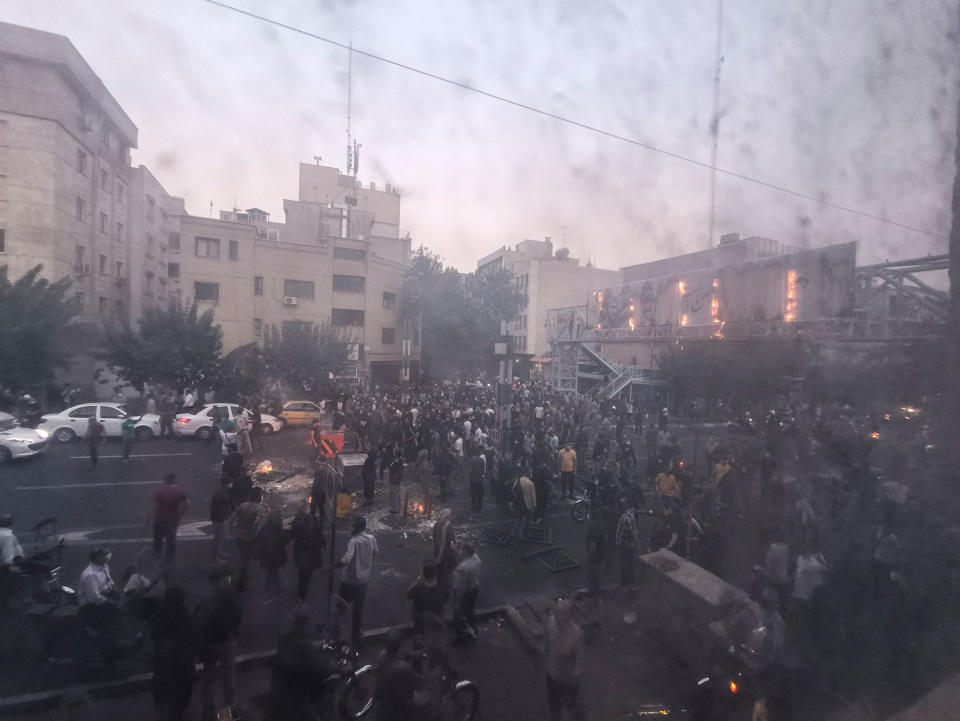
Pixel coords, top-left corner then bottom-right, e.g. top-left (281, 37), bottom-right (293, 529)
top-left (590, 242), bottom-right (856, 329)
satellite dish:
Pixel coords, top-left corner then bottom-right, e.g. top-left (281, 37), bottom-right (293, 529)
top-left (555, 247), bottom-right (570, 259)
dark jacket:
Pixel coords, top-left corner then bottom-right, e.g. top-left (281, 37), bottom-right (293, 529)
top-left (256, 518), bottom-right (289, 570)
top-left (290, 512), bottom-right (325, 570)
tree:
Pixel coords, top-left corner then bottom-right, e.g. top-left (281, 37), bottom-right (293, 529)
top-left (401, 246), bottom-right (525, 380)
top-left (262, 320), bottom-right (351, 395)
top-left (216, 342), bottom-right (267, 402)
top-left (106, 301), bottom-right (222, 392)
top-left (0, 264), bottom-right (79, 400)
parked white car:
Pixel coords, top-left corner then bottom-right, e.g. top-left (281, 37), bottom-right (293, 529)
top-left (173, 403), bottom-right (282, 440)
top-left (38, 403), bottom-right (161, 443)
top-left (0, 412), bottom-right (50, 462)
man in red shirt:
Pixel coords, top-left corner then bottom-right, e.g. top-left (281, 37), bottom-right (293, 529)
top-left (150, 473), bottom-right (189, 563)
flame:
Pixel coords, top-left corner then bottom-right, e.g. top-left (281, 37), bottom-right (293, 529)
top-left (260, 464), bottom-right (273, 473)
top-left (713, 278), bottom-right (719, 289)
top-left (678, 281), bottom-right (686, 295)
top-left (785, 270), bottom-right (798, 322)
top-left (680, 314), bottom-right (689, 326)
top-left (629, 317), bottom-right (635, 330)
top-left (870, 432), bottom-right (880, 439)
top-left (729, 681), bottom-right (739, 694)
top-left (711, 296), bottom-right (720, 323)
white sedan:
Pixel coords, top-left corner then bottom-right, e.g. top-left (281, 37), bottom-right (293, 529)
top-left (38, 403), bottom-right (162, 443)
top-left (173, 403), bottom-right (282, 440)
top-left (0, 412), bottom-right (50, 462)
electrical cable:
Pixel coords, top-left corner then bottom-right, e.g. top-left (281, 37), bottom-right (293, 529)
top-left (203, 0), bottom-right (946, 240)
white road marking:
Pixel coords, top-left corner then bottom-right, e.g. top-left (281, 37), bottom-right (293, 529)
top-left (16, 481), bottom-right (160, 490)
top-left (67, 453), bottom-right (193, 459)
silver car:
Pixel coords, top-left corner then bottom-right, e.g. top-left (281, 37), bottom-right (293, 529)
top-left (0, 412), bottom-right (50, 462)
top-left (173, 403), bottom-right (282, 440)
top-left (38, 403), bottom-right (162, 443)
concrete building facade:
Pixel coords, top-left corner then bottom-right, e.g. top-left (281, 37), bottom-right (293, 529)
top-left (1, 22), bottom-right (416, 389)
top-left (476, 238), bottom-right (619, 365)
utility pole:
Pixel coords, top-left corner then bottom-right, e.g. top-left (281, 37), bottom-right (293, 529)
top-left (947, 70), bottom-right (960, 454)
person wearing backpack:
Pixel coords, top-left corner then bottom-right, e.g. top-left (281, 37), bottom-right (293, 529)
top-left (229, 487), bottom-right (267, 592)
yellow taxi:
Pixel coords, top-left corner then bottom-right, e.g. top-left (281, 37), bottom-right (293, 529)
top-left (278, 400), bottom-right (326, 426)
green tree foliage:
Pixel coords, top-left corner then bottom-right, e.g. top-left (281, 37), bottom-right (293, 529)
top-left (216, 342), bottom-right (267, 402)
top-left (0, 265), bottom-right (79, 397)
top-left (401, 246), bottom-right (525, 380)
top-left (106, 301), bottom-right (222, 391)
top-left (262, 320), bottom-right (350, 394)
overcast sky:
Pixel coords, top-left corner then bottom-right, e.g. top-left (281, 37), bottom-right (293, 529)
top-left (7, 0), bottom-right (959, 271)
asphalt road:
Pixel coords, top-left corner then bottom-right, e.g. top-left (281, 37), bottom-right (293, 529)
top-left (0, 426), bottom-right (614, 696)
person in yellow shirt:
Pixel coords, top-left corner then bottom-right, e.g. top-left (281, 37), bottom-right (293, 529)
top-left (655, 467), bottom-right (679, 498)
top-left (557, 444), bottom-right (577, 499)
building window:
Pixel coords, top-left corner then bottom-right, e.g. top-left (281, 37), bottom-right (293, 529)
top-left (100, 169), bottom-right (108, 190)
top-left (75, 292), bottom-right (85, 311)
top-left (333, 275), bottom-right (365, 292)
top-left (98, 296), bottom-right (107, 315)
top-left (228, 240), bottom-right (239, 261)
top-left (100, 212), bottom-right (108, 233)
top-left (98, 254), bottom-right (107, 275)
top-left (194, 281), bottom-right (219, 302)
top-left (76, 197), bottom-right (85, 221)
top-left (116, 222), bottom-right (124, 240)
top-left (332, 308), bottom-right (365, 326)
top-left (254, 276), bottom-right (263, 296)
top-left (382, 291), bottom-right (396, 309)
top-left (381, 328), bottom-right (395, 345)
top-left (117, 182), bottom-right (125, 204)
top-left (0, 229), bottom-right (5, 254)
top-left (253, 318), bottom-right (262, 338)
top-left (283, 279), bottom-right (315, 300)
top-left (333, 247), bottom-right (366, 261)
top-left (267, 230), bottom-right (280, 241)
top-left (116, 261), bottom-right (123, 277)
top-left (168, 263), bottom-right (179, 279)
top-left (169, 232), bottom-right (180, 250)
top-left (76, 149), bottom-right (87, 175)
top-left (195, 237), bottom-right (220, 258)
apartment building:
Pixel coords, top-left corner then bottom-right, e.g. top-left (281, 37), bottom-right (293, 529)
top-left (174, 163), bottom-right (416, 385)
top-left (477, 238), bottom-right (619, 364)
top-left (0, 22), bottom-right (416, 388)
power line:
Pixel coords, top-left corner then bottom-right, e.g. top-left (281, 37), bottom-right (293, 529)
top-left (203, 0), bottom-right (946, 240)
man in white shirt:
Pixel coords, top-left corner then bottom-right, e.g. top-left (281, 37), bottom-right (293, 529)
top-left (337, 517), bottom-right (379, 648)
top-left (0, 515), bottom-right (23, 567)
top-left (78, 547), bottom-right (119, 630)
top-left (234, 410), bottom-right (253, 455)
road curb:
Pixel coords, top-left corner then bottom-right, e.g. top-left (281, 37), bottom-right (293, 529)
top-left (0, 605), bottom-right (510, 718)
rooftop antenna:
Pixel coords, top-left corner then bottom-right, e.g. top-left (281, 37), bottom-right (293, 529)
top-left (344, 30), bottom-right (362, 179)
top-left (209, 201), bottom-right (213, 218)
top-left (706, 0), bottom-right (725, 250)
top-left (313, 155), bottom-right (323, 166)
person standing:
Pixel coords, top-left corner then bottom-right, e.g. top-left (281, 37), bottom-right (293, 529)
top-left (77, 547), bottom-right (119, 631)
top-left (159, 396), bottom-right (176, 439)
top-left (415, 446), bottom-right (433, 508)
top-left (196, 567), bottom-right (241, 721)
top-left (310, 456), bottom-right (341, 527)
top-left (229, 487), bottom-right (268, 592)
top-left (362, 452), bottom-right (377, 506)
top-left (432, 509), bottom-right (457, 587)
top-left (84, 416), bottom-right (105, 468)
top-left (337, 517), bottom-right (378, 649)
top-left (558, 443), bottom-right (577, 500)
top-left (452, 544), bottom-right (481, 642)
top-left (468, 449), bottom-right (486, 512)
top-left (234, 410), bottom-right (253, 456)
top-left (209, 477), bottom-right (233, 563)
top-left (513, 474), bottom-right (537, 538)
top-left (388, 453), bottom-right (404, 514)
top-left (150, 473), bottom-right (189, 565)
top-left (585, 515), bottom-right (607, 596)
top-left (249, 405), bottom-right (264, 451)
top-left (121, 414), bottom-right (137, 461)
top-left (615, 499), bottom-right (639, 587)
top-left (290, 500), bottom-right (325, 604)
top-left (406, 561), bottom-right (449, 635)
top-left (309, 418), bottom-right (324, 464)
top-left (544, 599), bottom-right (586, 721)
top-left (222, 443), bottom-right (244, 481)
top-left (151, 586), bottom-right (196, 721)
top-left (257, 509), bottom-right (288, 599)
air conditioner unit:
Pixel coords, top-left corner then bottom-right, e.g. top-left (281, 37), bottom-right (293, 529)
top-left (283, 296), bottom-right (298, 306)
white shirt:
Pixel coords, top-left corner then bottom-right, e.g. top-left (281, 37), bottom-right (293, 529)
top-left (78, 562), bottom-right (116, 606)
top-left (454, 437), bottom-right (464, 456)
top-left (183, 393), bottom-right (195, 407)
top-left (463, 420), bottom-right (472, 436)
top-left (234, 412), bottom-right (248, 431)
top-left (0, 528), bottom-right (23, 566)
top-left (341, 532), bottom-right (379, 585)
